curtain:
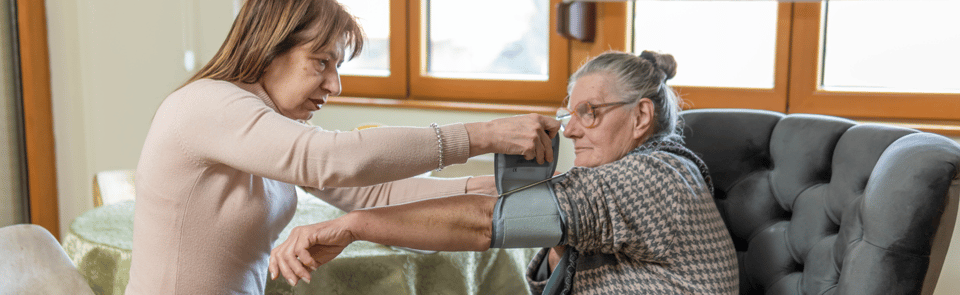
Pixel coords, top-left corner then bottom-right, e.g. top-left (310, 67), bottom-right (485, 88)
top-left (0, 0), bottom-right (27, 227)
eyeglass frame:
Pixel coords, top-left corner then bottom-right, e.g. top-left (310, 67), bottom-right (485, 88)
top-left (555, 96), bottom-right (636, 129)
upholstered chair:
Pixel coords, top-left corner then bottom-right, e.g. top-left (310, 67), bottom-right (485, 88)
top-left (680, 109), bottom-right (959, 295)
top-left (0, 224), bottom-right (95, 294)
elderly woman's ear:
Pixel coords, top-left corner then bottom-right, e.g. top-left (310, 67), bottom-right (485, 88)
top-left (633, 97), bottom-right (656, 140)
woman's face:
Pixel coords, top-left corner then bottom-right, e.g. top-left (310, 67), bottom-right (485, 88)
top-left (260, 39), bottom-right (343, 121)
top-left (562, 73), bottom-right (646, 168)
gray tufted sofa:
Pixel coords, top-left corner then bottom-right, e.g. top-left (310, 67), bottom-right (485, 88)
top-left (680, 109), bottom-right (960, 295)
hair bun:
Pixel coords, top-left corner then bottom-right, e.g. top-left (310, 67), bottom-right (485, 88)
top-left (639, 50), bottom-right (677, 81)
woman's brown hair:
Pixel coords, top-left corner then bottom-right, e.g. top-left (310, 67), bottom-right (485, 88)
top-left (182, 0), bottom-right (364, 87)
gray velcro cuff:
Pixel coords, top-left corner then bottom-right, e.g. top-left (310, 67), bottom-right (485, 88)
top-left (490, 182), bottom-right (565, 248)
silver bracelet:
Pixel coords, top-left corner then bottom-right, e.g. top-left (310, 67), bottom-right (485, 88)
top-left (429, 123), bottom-right (444, 171)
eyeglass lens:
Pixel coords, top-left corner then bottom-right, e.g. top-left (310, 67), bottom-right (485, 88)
top-left (555, 109), bottom-right (571, 128)
top-left (575, 102), bottom-right (596, 127)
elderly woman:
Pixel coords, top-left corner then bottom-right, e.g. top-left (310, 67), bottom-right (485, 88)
top-left (127, 0), bottom-right (560, 293)
top-left (269, 51), bottom-right (739, 294)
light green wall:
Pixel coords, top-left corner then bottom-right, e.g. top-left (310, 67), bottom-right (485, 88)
top-left (45, 0), bottom-right (238, 240)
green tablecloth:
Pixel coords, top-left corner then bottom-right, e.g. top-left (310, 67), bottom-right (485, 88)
top-left (62, 194), bottom-right (538, 295)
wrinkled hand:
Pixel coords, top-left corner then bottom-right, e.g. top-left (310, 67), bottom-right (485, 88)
top-left (268, 220), bottom-right (355, 286)
top-left (468, 114), bottom-right (561, 164)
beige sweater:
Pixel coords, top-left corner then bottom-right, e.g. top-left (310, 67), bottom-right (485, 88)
top-left (127, 79), bottom-right (471, 294)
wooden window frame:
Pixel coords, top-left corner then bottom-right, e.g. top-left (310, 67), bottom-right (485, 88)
top-left (338, 0), bottom-right (570, 109)
top-left (606, 2), bottom-right (793, 113)
top-left (338, 0), bottom-right (408, 99)
top-left (595, 1), bottom-right (960, 136)
top-left (672, 2), bottom-right (793, 113)
top-left (340, 1), bottom-right (960, 135)
top-left (569, 3), bottom-right (629, 77)
top-left (788, 2), bottom-right (960, 122)
top-left (408, 0), bottom-right (569, 106)
top-left (16, 0), bottom-right (60, 239)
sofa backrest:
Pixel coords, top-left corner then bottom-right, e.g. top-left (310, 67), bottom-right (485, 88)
top-left (680, 109), bottom-right (960, 295)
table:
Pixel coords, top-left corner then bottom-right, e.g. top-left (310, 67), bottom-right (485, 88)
top-left (62, 192), bottom-right (539, 295)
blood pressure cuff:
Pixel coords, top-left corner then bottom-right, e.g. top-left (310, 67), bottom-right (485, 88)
top-left (490, 136), bottom-right (566, 249)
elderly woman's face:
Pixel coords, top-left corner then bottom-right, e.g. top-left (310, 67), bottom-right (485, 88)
top-left (563, 73), bottom-right (646, 168)
top-left (260, 38), bottom-right (343, 121)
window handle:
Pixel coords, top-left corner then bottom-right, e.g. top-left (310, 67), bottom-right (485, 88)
top-left (556, 2), bottom-right (595, 42)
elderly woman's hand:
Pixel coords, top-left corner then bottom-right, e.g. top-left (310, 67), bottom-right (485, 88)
top-left (466, 114), bottom-right (561, 164)
top-left (268, 219), bottom-right (355, 286)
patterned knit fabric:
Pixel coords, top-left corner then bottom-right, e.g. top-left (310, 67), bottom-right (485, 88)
top-left (526, 140), bottom-right (739, 295)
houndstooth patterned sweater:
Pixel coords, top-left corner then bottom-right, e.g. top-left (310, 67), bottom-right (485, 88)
top-left (526, 141), bottom-right (739, 295)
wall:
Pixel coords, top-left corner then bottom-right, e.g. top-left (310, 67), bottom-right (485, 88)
top-left (42, 1), bottom-right (957, 294)
top-left (45, 0), bottom-right (237, 238)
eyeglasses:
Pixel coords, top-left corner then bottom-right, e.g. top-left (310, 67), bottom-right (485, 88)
top-left (555, 98), bottom-right (633, 129)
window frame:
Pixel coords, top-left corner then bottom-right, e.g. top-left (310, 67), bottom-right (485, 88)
top-left (339, 0), bottom-right (570, 107)
top-left (338, 0), bottom-right (408, 99)
top-left (788, 2), bottom-right (960, 122)
top-left (619, 2), bottom-right (793, 113)
top-left (408, 0), bottom-right (569, 105)
top-left (16, 0), bottom-right (60, 238)
top-left (608, 1), bottom-right (960, 135)
top-left (337, 1), bottom-right (960, 135)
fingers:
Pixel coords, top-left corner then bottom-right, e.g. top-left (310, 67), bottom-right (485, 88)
top-left (297, 249), bottom-right (319, 271)
top-left (271, 226), bottom-right (320, 286)
top-left (534, 115), bottom-right (557, 164)
top-left (480, 113), bottom-right (560, 162)
top-left (276, 242), bottom-right (300, 286)
top-left (285, 248), bottom-right (313, 285)
top-left (521, 114), bottom-right (558, 164)
top-left (539, 114), bottom-right (562, 138)
top-left (537, 132), bottom-right (553, 164)
top-left (287, 230), bottom-right (315, 285)
top-left (269, 248), bottom-right (280, 281)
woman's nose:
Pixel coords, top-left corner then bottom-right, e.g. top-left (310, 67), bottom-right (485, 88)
top-left (322, 69), bottom-right (342, 96)
top-left (562, 120), bottom-right (579, 138)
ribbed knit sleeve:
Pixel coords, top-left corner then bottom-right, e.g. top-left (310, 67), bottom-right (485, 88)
top-left (169, 80), bottom-right (470, 189)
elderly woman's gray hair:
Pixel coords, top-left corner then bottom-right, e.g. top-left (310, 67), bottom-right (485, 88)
top-left (567, 50), bottom-right (683, 143)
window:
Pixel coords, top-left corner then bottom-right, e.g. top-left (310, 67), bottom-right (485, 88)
top-left (632, 1), bottom-right (778, 89)
top-left (337, 0), bottom-right (406, 99)
top-left (336, 1), bottom-right (960, 128)
top-left (426, 0), bottom-right (549, 81)
top-left (616, 0), bottom-right (960, 126)
top-left (628, 1), bottom-right (793, 112)
top-left (338, 0), bottom-right (390, 77)
top-left (789, 1), bottom-right (960, 121)
top-left (820, 1), bottom-right (960, 93)
top-left (337, 0), bottom-right (568, 108)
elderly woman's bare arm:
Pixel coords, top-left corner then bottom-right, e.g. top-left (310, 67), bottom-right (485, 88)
top-left (300, 175), bottom-right (496, 212)
top-left (268, 194), bottom-right (497, 286)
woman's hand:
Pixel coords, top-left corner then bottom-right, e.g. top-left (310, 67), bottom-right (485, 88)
top-left (466, 114), bottom-right (561, 164)
top-left (268, 219), bottom-right (356, 286)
